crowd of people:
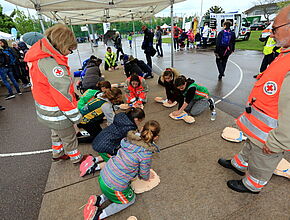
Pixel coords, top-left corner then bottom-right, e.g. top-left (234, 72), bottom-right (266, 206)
top-left (1, 4), bottom-right (289, 220)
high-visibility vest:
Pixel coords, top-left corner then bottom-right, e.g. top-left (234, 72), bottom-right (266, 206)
top-left (263, 37), bottom-right (277, 55)
top-left (183, 82), bottom-right (209, 100)
top-left (236, 48), bottom-right (290, 144)
top-left (80, 98), bottom-right (107, 124)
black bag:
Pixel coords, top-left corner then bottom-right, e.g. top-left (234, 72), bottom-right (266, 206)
top-left (0, 50), bottom-right (10, 67)
top-left (150, 47), bottom-right (157, 57)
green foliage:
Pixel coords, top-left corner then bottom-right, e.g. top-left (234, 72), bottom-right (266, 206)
top-left (277, 0), bottom-right (290, 8)
top-left (204, 6), bottom-right (225, 16)
top-left (0, 5), bottom-right (15, 33)
top-left (235, 31), bottom-right (264, 51)
top-left (11, 9), bottom-right (35, 35)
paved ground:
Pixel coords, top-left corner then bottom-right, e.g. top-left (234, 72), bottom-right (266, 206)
top-left (0, 39), bottom-right (289, 220)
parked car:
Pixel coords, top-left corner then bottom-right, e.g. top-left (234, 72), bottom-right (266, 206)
top-left (250, 23), bottom-right (266, 30)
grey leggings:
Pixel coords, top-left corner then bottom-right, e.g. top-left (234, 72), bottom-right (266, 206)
top-left (185, 98), bottom-right (209, 116)
top-left (100, 194), bottom-right (136, 219)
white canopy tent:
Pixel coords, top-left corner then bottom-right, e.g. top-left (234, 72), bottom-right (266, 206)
top-left (161, 23), bottom-right (170, 28)
top-left (0, 31), bottom-right (15, 40)
top-left (5, 0), bottom-right (186, 67)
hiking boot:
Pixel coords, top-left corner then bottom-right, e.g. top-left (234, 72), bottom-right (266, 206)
top-left (218, 158), bottom-right (245, 176)
top-left (5, 94), bottom-right (16, 100)
top-left (87, 195), bottom-right (102, 207)
top-left (0, 105), bottom-right (5, 111)
top-left (253, 74), bottom-right (258, 78)
top-left (218, 75), bottom-right (222, 80)
top-left (227, 180), bottom-right (260, 194)
top-left (52, 154), bottom-right (70, 162)
top-left (83, 203), bottom-right (103, 220)
top-left (17, 92), bottom-right (23, 95)
top-left (208, 98), bottom-right (215, 111)
top-left (80, 155), bottom-right (101, 177)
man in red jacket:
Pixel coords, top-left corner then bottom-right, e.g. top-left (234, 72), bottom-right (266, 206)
top-left (218, 5), bottom-right (290, 194)
top-left (173, 23), bottom-right (182, 51)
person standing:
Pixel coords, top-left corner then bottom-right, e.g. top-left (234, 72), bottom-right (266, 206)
top-left (0, 48), bottom-right (21, 100)
top-left (253, 36), bottom-right (281, 78)
top-left (127, 33), bottom-right (132, 49)
top-left (218, 5), bottom-right (290, 194)
top-left (155, 26), bottom-right (163, 57)
top-left (214, 21), bottom-right (236, 80)
top-left (0, 39), bottom-right (30, 87)
top-left (201, 23), bottom-right (210, 48)
top-left (141, 25), bottom-right (155, 68)
top-left (114, 32), bottom-right (124, 61)
top-left (24, 24), bottom-right (85, 164)
top-left (173, 23), bottom-right (182, 51)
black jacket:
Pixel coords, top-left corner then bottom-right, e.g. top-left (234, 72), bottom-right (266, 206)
top-left (124, 59), bottom-right (143, 77)
top-left (142, 28), bottom-right (154, 54)
top-left (214, 29), bottom-right (236, 57)
top-left (92, 112), bottom-right (137, 155)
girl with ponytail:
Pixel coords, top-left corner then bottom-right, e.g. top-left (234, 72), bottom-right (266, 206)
top-left (83, 120), bottom-right (161, 220)
top-left (77, 87), bottom-right (123, 143)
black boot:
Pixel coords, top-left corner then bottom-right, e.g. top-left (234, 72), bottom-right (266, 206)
top-left (227, 180), bottom-right (260, 194)
top-left (218, 158), bottom-right (245, 176)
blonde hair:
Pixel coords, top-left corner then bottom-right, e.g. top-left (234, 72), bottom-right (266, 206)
top-left (45, 24), bottom-right (77, 55)
top-left (102, 87), bottom-right (123, 104)
top-left (162, 68), bottom-right (180, 81)
top-left (141, 120), bottom-right (161, 143)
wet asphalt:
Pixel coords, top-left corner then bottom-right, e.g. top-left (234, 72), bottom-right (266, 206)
top-left (0, 38), bottom-right (263, 220)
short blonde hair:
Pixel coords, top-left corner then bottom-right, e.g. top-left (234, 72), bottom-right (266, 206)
top-left (45, 24), bottom-right (77, 55)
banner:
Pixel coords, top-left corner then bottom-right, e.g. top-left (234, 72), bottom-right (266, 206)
top-left (103, 23), bottom-right (110, 34)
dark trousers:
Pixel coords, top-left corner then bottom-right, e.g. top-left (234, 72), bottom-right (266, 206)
top-left (216, 55), bottom-right (229, 77)
top-left (116, 48), bottom-right (124, 61)
top-left (77, 121), bottom-right (103, 143)
top-left (156, 41), bottom-right (163, 56)
top-left (104, 62), bottom-right (117, 70)
top-left (259, 53), bottom-right (277, 73)
top-left (145, 53), bottom-right (152, 68)
top-left (202, 37), bottom-right (207, 48)
top-left (173, 38), bottom-right (179, 50)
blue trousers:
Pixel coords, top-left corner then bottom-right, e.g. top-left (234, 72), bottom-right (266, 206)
top-left (0, 67), bottom-right (20, 94)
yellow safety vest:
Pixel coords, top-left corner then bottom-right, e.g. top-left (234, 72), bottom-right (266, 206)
top-left (263, 37), bottom-right (277, 55)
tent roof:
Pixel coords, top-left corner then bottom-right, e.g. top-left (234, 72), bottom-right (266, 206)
top-left (5, 0), bottom-right (186, 24)
top-left (0, 31), bottom-right (15, 40)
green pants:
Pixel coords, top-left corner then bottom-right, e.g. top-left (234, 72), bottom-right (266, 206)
top-left (98, 176), bottom-right (135, 204)
top-left (98, 153), bottom-right (112, 162)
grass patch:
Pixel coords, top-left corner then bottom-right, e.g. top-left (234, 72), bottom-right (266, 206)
top-left (156, 31), bottom-right (264, 51)
top-left (235, 31), bottom-right (264, 51)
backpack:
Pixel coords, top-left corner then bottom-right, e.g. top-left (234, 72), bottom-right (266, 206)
top-left (221, 30), bottom-right (232, 47)
top-left (174, 27), bottom-right (180, 37)
top-left (0, 50), bottom-right (10, 67)
top-left (3, 48), bottom-right (17, 65)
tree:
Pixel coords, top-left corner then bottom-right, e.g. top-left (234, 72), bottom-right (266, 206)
top-left (0, 5), bottom-right (15, 33)
top-left (277, 0), bottom-right (290, 9)
top-left (11, 9), bottom-right (35, 35)
top-left (255, 0), bottom-right (280, 23)
top-left (204, 6), bottom-right (225, 16)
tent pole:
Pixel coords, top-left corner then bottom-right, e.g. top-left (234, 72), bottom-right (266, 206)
top-left (36, 4), bottom-right (45, 33)
top-left (70, 23), bottom-right (82, 67)
top-left (170, 0), bottom-right (174, 67)
top-left (132, 18), bottom-right (137, 58)
top-left (86, 24), bottom-right (94, 53)
top-left (90, 24), bottom-right (97, 45)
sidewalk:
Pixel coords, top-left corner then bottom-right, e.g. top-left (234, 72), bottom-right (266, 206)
top-left (38, 45), bottom-right (290, 220)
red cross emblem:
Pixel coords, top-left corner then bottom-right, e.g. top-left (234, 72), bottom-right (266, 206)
top-left (264, 81), bottom-right (277, 95)
top-left (53, 66), bottom-right (64, 77)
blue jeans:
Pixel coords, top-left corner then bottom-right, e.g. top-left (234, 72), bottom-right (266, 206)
top-left (0, 67), bottom-right (20, 94)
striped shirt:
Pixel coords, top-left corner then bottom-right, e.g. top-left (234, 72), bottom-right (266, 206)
top-left (100, 137), bottom-right (153, 191)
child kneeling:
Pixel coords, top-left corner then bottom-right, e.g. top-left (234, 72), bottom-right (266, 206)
top-left (172, 75), bottom-right (215, 117)
top-left (83, 120), bottom-right (160, 220)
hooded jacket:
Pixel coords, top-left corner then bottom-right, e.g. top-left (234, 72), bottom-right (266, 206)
top-left (92, 112), bottom-right (137, 154)
top-left (24, 38), bottom-right (82, 130)
top-left (100, 130), bottom-right (157, 191)
top-left (82, 62), bottom-right (104, 90)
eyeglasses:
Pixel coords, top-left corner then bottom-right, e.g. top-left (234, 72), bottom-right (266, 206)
top-left (272, 22), bottom-right (290, 34)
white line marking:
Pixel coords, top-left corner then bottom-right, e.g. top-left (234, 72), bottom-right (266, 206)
top-left (214, 59), bottom-right (243, 105)
top-left (0, 149), bottom-right (52, 157)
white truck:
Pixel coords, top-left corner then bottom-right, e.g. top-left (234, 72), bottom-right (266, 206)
top-left (200, 12), bottom-right (251, 44)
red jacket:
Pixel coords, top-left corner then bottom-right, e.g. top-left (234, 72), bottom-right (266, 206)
top-left (236, 48), bottom-right (290, 152)
top-left (25, 38), bottom-right (82, 129)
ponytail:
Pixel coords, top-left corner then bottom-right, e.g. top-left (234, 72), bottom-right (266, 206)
top-left (141, 120), bottom-right (161, 143)
top-left (102, 87), bottom-right (123, 104)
